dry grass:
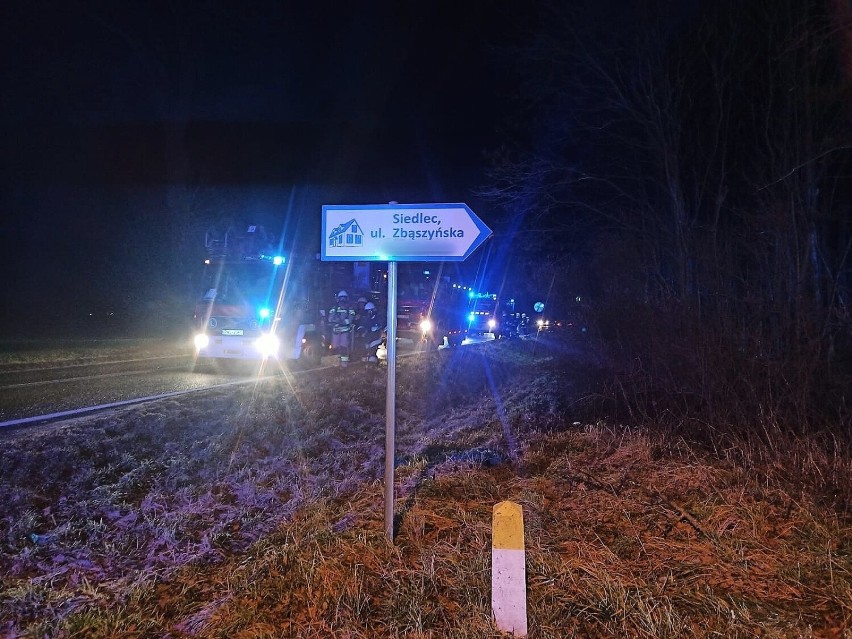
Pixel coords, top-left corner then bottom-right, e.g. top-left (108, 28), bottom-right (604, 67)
top-left (0, 334), bottom-right (850, 637)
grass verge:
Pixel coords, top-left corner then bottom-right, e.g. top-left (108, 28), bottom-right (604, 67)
top-left (0, 334), bottom-right (849, 637)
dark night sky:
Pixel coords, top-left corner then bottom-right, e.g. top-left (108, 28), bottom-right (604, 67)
top-left (1, 2), bottom-right (526, 184)
top-left (0, 1), bottom-right (534, 334)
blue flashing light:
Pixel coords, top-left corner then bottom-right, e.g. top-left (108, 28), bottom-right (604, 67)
top-left (468, 312), bottom-right (475, 322)
top-left (273, 255), bottom-right (284, 266)
top-left (468, 291), bottom-right (475, 299)
top-left (258, 307), bottom-right (271, 319)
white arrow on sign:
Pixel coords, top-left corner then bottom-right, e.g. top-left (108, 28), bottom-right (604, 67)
top-left (321, 202), bottom-right (491, 262)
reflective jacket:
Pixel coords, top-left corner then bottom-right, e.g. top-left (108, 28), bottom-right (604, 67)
top-left (328, 303), bottom-right (356, 333)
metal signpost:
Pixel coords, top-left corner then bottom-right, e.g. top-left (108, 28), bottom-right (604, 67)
top-left (321, 203), bottom-right (492, 540)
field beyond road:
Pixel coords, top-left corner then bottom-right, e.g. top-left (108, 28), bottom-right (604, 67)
top-left (0, 334), bottom-right (849, 637)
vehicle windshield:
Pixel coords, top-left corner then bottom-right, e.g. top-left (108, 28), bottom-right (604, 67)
top-left (200, 262), bottom-right (283, 308)
top-left (469, 296), bottom-right (497, 313)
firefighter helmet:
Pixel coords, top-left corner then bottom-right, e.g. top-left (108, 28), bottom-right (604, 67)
top-left (364, 302), bottom-right (376, 311)
top-left (337, 290), bottom-right (348, 299)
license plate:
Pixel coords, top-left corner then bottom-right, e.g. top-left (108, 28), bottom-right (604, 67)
top-left (222, 329), bottom-right (244, 336)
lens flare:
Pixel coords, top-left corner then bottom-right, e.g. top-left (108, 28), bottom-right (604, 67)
top-left (254, 333), bottom-right (280, 357)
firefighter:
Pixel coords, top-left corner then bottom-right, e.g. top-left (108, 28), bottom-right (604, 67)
top-left (328, 290), bottom-right (356, 367)
top-left (355, 296), bottom-right (368, 318)
top-left (357, 301), bottom-right (385, 362)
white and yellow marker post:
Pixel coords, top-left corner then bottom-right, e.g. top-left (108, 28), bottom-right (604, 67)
top-left (492, 500), bottom-right (528, 636)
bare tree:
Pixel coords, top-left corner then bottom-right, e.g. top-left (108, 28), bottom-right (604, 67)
top-left (483, 0), bottom-right (852, 431)
top-left (737, 0), bottom-right (852, 362)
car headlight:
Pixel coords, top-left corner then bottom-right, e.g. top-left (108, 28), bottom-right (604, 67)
top-left (536, 319), bottom-right (544, 328)
top-left (487, 318), bottom-right (497, 329)
top-left (419, 318), bottom-right (433, 333)
top-left (194, 333), bottom-right (210, 350)
top-left (254, 333), bottom-right (280, 358)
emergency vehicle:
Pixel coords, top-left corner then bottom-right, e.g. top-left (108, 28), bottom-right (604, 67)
top-left (385, 269), bottom-right (526, 349)
top-left (387, 268), bottom-right (470, 349)
top-left (192, 224), bottom-right (325, 366)
top-left (465, 291), bottom-right (522, 339)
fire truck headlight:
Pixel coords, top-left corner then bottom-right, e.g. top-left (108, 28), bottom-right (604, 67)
top-left (419, 319), bottom-right (433, 334)
top-left (537, 319), bottom-right (545, 328)
top-left (193, 333), bottom-right (210, 350)
top-left (488, 318), bottom-right (497, 329)
top-left (254, 333), bottom-right (280, 358)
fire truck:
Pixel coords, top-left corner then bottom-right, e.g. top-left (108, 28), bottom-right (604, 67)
top-left (383, 269), bottom-right (525, 350)
top-left (465, 291), bottom-right (526, 339)
top-left (192, 224), bottom-right (326, 367)
top-left (376, 266), bottom-right (469, 350)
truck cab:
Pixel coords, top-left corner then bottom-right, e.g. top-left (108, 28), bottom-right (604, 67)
top-left (192, 224), bottom-right (326, 368)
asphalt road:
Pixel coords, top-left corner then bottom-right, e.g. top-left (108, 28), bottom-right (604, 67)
top-left (0, 354), bottom-right (244, 425)
top-left (0, 333), bottom-right (499, 427)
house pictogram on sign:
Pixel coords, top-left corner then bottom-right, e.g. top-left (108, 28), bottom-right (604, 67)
top-left (328, 219), bottom-right (364, 248)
